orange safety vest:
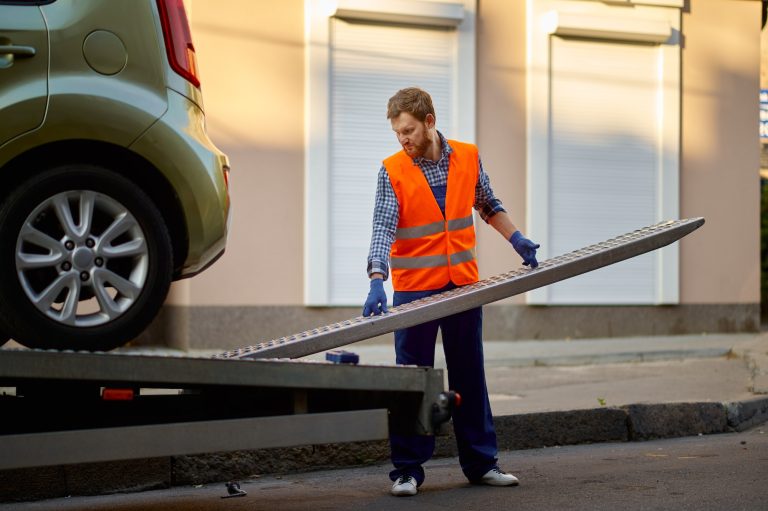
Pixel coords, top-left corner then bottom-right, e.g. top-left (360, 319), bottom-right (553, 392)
top-left (384, 140), bottom-right (479, 291)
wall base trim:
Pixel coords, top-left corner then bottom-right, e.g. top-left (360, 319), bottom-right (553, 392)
top-left (134, 303), bottom-right (759, 350)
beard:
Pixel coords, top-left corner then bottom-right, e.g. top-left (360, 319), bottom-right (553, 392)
top-left (403, 134), bottom-right (430, 158)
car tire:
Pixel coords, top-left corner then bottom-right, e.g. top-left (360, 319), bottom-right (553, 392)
top-left (0, 165), bottom-right (173, 351)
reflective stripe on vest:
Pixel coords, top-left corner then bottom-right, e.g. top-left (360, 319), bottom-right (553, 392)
top-left (395, 215), bottom-right (474, 240)
top-left (390, 248), bottom-right (476, 270)
top-left (383, 140), bottom-right (480, 291)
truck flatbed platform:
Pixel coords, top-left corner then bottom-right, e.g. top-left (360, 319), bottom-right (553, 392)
top-left (0, 350), bottom-right (444, 470)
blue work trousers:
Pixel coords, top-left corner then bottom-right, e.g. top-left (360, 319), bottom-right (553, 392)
top-left (388, 283), bottom-right (498, 485)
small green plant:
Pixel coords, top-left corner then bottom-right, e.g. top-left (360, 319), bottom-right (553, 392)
top-left (597, 397), bottom-right (607, 407)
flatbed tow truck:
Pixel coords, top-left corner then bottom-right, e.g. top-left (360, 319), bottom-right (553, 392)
top-left (0, 218), bottom-right (704, 472)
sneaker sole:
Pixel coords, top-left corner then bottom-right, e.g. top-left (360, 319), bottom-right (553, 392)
top-left (481, 479), bottom-right (519, 487)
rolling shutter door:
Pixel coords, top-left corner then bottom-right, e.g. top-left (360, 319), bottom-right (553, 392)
top-left (328, 18), bottom-right (456, 305)
top-left (546, 36), bottom-right (660, 304)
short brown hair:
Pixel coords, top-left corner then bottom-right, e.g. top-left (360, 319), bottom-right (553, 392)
top-left (387, 87), bottom-right (435, 121)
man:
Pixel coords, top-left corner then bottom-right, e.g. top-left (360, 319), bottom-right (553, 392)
top-left (362, 87), bottom-right (540, 497)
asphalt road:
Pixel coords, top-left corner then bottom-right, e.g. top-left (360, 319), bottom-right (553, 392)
top-left (3, 426), bottom-right (766, 511)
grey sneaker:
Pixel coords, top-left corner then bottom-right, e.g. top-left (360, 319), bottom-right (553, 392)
top-left (391, 475), bottom-right (418, 496)
top-left (480, 468), bottom-right (520, 486)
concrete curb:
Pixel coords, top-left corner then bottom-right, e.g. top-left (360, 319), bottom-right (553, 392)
top-left (624, 402), bottom-right (727, 440)
top-left (2, 397), bottom-right (767, 502)
top-left (160, 398), bottom-right (768, 485)
top-left (490, 348), bottom-right (733, 368)
top-left (725, 396), bottom-right (768, 431)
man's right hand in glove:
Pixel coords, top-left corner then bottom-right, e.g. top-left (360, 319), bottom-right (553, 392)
top-left (363, 278), bottom-right (388, 316)
top-left (509, 230), bottom-right (540, 268)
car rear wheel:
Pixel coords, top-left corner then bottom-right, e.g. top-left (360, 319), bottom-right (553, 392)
top-left (0, 165), bottom-right (173, 351)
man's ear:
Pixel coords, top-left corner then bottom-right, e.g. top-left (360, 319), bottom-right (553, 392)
top-left (425, 113), bottom-right (436, 129)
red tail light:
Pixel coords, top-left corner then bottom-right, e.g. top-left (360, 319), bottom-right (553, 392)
top-left (156, 0), bottom-right (200, 88)
top-left (222, 164), bottom-right (230, 189)
top-left (102, 388), bottom-right (135, 401)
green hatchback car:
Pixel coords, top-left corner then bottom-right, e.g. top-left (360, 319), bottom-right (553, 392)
top-left (0, 0), bottom-right (230, 351)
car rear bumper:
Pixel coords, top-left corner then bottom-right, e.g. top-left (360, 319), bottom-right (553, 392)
top-left (130, 88), bottom-right (230, 278)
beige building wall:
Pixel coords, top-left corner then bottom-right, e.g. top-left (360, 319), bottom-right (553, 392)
top-left (473, 0), bottom-right (761, 307)
top-left (474, 0), bottom-right (528, 297)
top-left (180, 0), bottom-right (306, 306)
top-left (150, 0), bottom-right (762, 349)
top-left (680, 0), bottom-right (760, 305)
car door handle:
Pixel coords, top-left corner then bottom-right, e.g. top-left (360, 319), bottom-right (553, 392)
top-left (0, 44), bottom-right (36, 57)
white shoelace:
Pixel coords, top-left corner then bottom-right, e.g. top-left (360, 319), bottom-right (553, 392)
top-left (396, 476), bottom-right (415, 486)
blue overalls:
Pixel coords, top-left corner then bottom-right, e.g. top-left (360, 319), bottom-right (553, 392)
top-left (388, 185), bottom-right (499, 485)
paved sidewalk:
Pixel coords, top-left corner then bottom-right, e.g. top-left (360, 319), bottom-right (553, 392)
top-left (299, 332), bottom-right (768, 416)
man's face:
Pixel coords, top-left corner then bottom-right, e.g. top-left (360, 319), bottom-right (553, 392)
top-left (391, 112), bottom-right (434, 158)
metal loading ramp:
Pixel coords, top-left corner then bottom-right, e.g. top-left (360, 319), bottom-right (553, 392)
top-left (217, 217), bottom-right (705, 361)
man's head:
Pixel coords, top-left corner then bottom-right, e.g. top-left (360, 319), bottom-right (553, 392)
top-left (387, 87), bottom-right (437, 159)
top-left (387, 87), bottom-right (435, 122)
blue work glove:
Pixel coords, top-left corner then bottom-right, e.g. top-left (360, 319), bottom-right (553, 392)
top-left (509, 231), bottom-right (540, 268)
top-left (362, 278), bottom-right (388, 316)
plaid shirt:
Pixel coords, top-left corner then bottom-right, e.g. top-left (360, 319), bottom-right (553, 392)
top-left (367, 131), bottom-right (506, 279)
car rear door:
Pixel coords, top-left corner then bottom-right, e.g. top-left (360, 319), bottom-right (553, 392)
top-left (0, 1), bottom-right (48, 146)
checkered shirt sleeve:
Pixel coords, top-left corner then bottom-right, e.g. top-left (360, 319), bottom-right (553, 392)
top-left (366, 166), bottom-right (398, 279)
